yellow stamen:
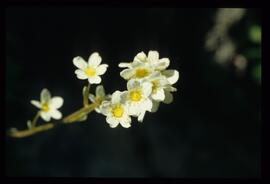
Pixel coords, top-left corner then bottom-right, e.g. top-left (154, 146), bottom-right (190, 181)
top-left (85, 67), bottom-right (96, 77)
top-left (112, 104), bottom-right (124, 118)
top-left (129, 90), bottom-right (142, 102)
top-left (41, 103), bottom-right (49, 112)
top-left (135, 68), bottom-right (149, 78)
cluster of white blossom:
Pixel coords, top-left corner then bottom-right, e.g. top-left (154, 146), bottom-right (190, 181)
top-left (31, 51), bottom-right (179, 128)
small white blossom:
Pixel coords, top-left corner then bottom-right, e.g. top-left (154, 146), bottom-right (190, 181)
top-left (119, 50), bottom-right (170, 80)
top-left (100, 91), bottom-right (131, 128)
top-left (73, 52), bottom-right (108, 84)
top-left (30, 88), bottom-right (64, 122)
top-left (89, 85), bottom-right (111, 113)
top-left (121, 79), bottom-right (153, 122)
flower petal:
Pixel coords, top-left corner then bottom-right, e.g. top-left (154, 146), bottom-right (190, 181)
top-left (127, 79), bottom-right (140, 90)
top-left (138, 111), bottom-right (146, 122)
top-left (100, 101), bottom-right (111, 115)
top-left (96, 85), bottom-right (105, 97)
top-left (119, 116), bottom-right (131, 128)
top-left (142, 98), bottom-right (153, 111)
top-left (31, 100), bottom-right (41, 108)
top-left (148, 51), bottom-right (159, 63)
top-left (41, 88), bottom-right (51, 103)
top-left (154, 58), bottom-right (170, 70)
top-left (119, 62), bottom-right (131, 68)
top-left (40, 112), bottom-right (51, 122)
top-left (73, 56), bottom-right (87, 69)
top-left (120, 69), bottom-right (134, 80)
top-left (163, 91), bottom-right (173, 104)
top-left (142, 82), bottom-right (153, 97)
top-left (111, 91), bottom-right (122, 104)
top-left (150, 100), bottom-right (160, 112)
top-left (50, 109), bottom-right (62, 119)
top-left (134, 51), bottom-right (147, 62)
top-left (88, 76), bottom-right (101, 84)
top-left (96, 64), bottom-right (108, 75)
top-left (88, 52), bottom-right (102, 67)
top-left (162, 70), bottom-right (179, 85)
top-left (50, 97), bottom-right (64, 109)
top-left (89, 94), bottom-right (96, 103)
top-left (151, 89), bottom-right (165, 101)
top-left (106, 116), bottom-right (119, 128)
top-left (75, 69), bottom-right (88, 79)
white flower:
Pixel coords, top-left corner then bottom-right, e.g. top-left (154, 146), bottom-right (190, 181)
top-left (119, 50), bottom-right (170, 80)
top-left (121, 79), bottom-right (153, 122)
top-left (73, 52), bottom-right (108, 84)
top-left (89, 85), bottom-right (111, 113)
top-left (30, 88), bottom-right (64, 122)
top-left (100, 91), bottom-right (131, 128)
top-left (149, 70), bottom-right (179, 113)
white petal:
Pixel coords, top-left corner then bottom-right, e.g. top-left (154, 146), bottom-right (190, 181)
top-left (40, 112), bottom-right (51, 122)
top-left (111, 91), bottom-right (122, 104)
top-left (142, 98), bottom-right (153, 111)
top-left (31, 100), bottom-right (41, 108)
top-left (119, 62), bottom-right (131, 68)
top-left (138, 111), bottom-right (146, 122)
top-left (89, 94), bottom-right (96, 103)
top-left (75, 69), bottom-right (88, 79)
top-left (100, 101), bottom-right (111, 115)
top-left (41, 88), bottom-right (51, 103)
top-left (134, 51), bottom-right (147, 62)
top-left (49, 97), bottom-right (64, 109)
top-left (128, 103), bottom-right (141, 116)
top-left (73, 56), bottom-right (87, 69)
top-left (106, 116), bottom-right (119, 128)
top-left (142, 82), bottom-right (153, 97)
top-left (50, 109), bottom-right (62, 119)
top-left (120, 69), bottom-right (134, 80)
top-left (95, 108), bottom-right (101, 114)
top-left (152, 89), bottom-right (165, 101)
top-left (162, 70), bottom-right (179, 84)
top-left (151, 100), bottom-right (160, 112)
top-left (96, 64), bottom-right (108, 75)
top-left (88, 52), bottom-right (102, 67)
top-left (155, 58), bottom-right (170, 70)
top-left (163, 91), bottom-right (173, 104)
top-left (119, 116), bottom-right (131, 128)
top-left (96, 85), bottom-right (105, 97)
top-left (148, 51), bottom-right (159, 63)
top-left (127, 79), bottom-right (140, 90)
top-left (88, 76), bottom-right (101, 84)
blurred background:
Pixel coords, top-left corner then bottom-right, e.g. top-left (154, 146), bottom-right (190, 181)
top-left (5, 8), bottom-right (261, 177)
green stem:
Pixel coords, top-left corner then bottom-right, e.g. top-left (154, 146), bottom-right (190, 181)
top-left (31, 111), bottom-right (40, 128)
top-left (63, 103), bottom-right (97, 124)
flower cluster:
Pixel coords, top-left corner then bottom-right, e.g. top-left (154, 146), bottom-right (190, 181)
top-left (77, 51), bottom-right (179, 128)
top-left (30, 51), bottom-right (178, 128)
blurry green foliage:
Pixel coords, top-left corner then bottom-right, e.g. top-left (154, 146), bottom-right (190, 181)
top-left (249, 25), bottom-right (261, 44)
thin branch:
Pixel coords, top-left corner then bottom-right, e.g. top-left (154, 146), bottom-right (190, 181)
top-left (8, 123), bottom-right (55, 138)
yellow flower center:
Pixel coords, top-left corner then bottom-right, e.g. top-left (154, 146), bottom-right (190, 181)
top-left (85, 67), bottom-right (96, 77)
top-left (112, 104), bottom-right (124, 118)
top-left (152, 80), bottom-right (159, 94)
top-left (135, 68), bottom-right (149, 78)
top-left (129, 90), bottom-right (142, 102)
top-left (41, 103), bottom-right (49, 112)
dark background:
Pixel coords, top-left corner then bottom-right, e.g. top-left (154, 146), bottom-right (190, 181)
top-left (5, 8), bottom-right (261, 177)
